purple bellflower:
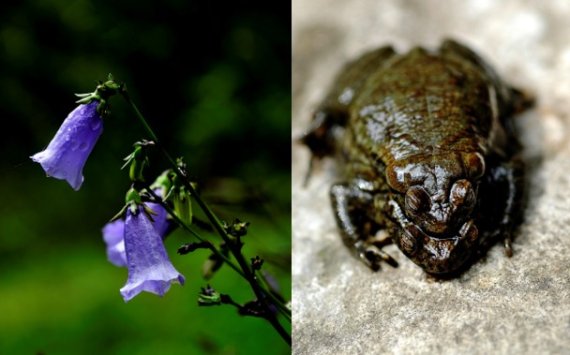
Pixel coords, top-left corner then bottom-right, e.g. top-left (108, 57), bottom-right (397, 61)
top-left (120, 205), bottom-right (184, 301)
top-left (102, 196), bottom-right (171, 268)
top-left (31, 102), bottom-right (103, 190)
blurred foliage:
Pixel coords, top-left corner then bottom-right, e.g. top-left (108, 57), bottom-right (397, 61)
top-left (0, 0), bottom-right (290, 354)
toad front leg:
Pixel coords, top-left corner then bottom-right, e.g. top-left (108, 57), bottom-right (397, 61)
top-left (330, 182), bottom-right (398, 271)
top-left (478, 157), bottom-right (525, 257)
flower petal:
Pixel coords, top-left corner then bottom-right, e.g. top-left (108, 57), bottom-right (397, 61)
top-left (102, 220), bottom-right (127, 267)
top-left (31, 102), bottom-right (103, 190)
top-left (120, 206), bottom-right (184, 301)
top-left (146, 200), bottom-right (170, 236)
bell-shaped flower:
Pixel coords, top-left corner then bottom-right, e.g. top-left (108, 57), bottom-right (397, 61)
top-left (120, 205), bottom-right (184, 301)
top-left (31, 102), bottom-right (103, 190)
top-left (102, 191), bottom-right (171, 267)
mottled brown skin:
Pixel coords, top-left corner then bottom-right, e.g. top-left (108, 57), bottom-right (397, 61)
top-left (302, 40), bottom-right (533, 276)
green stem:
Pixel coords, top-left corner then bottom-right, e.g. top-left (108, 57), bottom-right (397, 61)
top-left (122, 89), bottom-right (290, 315)
top-left (121, 90), bottom-right (159, 143)
top-left (121, 89), bottom-right (291, 344)
top-left (256, 270), bottom-right (291, 322)
top-left (145, 187), bottom-right (245, 278)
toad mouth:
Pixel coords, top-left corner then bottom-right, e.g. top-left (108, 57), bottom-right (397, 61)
top-left (402, 220), bottom-right (478, 257)
top-left (390, 199), bottom-right (479, 268)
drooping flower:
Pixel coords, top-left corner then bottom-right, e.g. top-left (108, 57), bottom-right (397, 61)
top-left (102, 191), bottom-right (171, 267)
top-left (31, 102), bottom-right (103, 190)
top-left (120, 205), bottom-right (184, 301)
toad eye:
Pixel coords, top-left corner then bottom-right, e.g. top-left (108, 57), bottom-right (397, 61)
top-left (405, 186), bottom-right (430, 215)
top-left (450, 179), bottom-right (475, 208)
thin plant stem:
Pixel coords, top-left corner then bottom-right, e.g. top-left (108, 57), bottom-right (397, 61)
top-left (145, 187), bottom-right (245, 278)
top-left (121, 89), bottom-right (291, 345)
top-left (256, 270), bottom-right (291, 322)
top-left (122, 89), bottom-right (291, 314)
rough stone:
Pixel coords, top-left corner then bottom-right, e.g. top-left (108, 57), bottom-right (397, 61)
top-left (292, 1), bottom-right (570, 354)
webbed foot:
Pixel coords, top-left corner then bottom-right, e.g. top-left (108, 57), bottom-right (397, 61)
top-left (355, 241), bottom-right (398, 271)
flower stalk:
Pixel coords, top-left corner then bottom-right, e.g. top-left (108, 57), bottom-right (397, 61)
top-left (120, 85), bottom-right (291, 345)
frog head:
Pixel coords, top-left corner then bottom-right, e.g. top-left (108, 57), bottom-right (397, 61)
top-left (403, 178), bottom-right (477, 236)
top-left (386, 151), bottom-right (485, 273)
top-left (387, 151), bottom-right (484, 232)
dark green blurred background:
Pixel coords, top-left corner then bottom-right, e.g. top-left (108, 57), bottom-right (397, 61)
top-left (0, 1), bottom-right (290, 354)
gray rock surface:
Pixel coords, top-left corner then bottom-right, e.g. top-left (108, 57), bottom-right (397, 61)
top-left (292, 1), bottom-right (570, 354)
